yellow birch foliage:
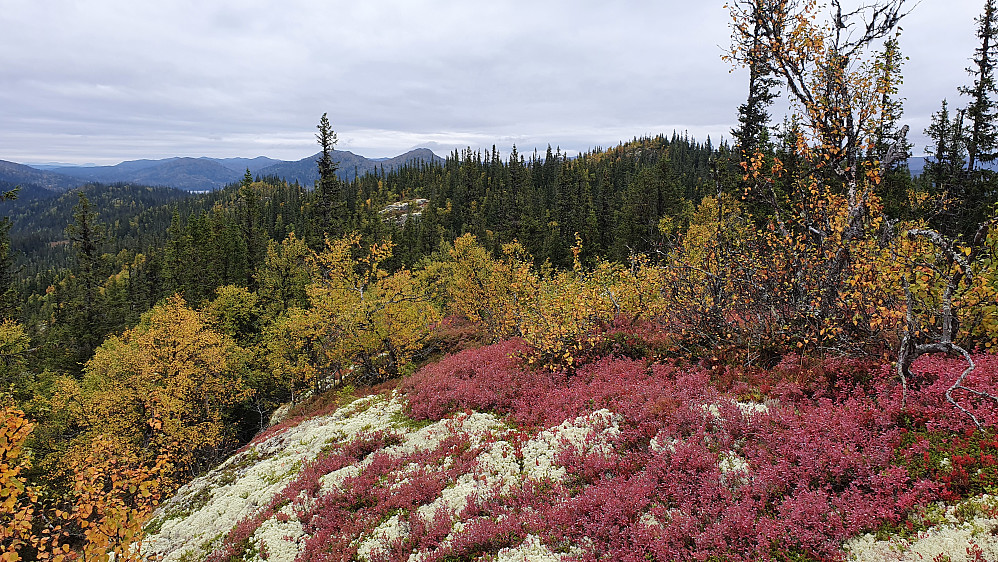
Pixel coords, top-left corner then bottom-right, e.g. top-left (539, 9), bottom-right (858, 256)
top-left (263, 306), bottom-right (325, 399)
top-left (604, 254), bottom-right (669, 325)
top-left (267, 234), bottom-right (440, 390)
top-left (897, 224), bottom-right (998, 351)
top-left (78, 294), bottom-right (251, 477)
top-left (65, 436), bottom-right (171, 562)
top-left (963, 227), bottom-right (998, 348)
top-left (660, 193), bottom-right (806, 356)
top-left (446, 234), bottom-right (667, 370)
top-left (662, 187), bottom-right (914, 359)
top-left (447, 234), bottom-right (535, 342)
top-left (0, 407), bottom-right (35, 562)
top-left (308, 235), bottom-right (440, 383)
top-left (0, 407), bottom-right (75, 562)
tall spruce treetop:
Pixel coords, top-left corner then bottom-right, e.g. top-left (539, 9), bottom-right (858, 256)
top-left (314, 112), bottom-right (342, 239)
top-left (239, 168), bottom-right (264, 289)
top-left (729, 0), bottom-right (781, 154)
top-left (66, 192), bottom-right (104, 294)
top-left (961, 0), bottom-right (998, 174)
top-left (871, 37), bottom-right (910, 168)
top-left (924, 99), bottom-right (968, 189)
top-left (65, 191), bottom-right (107, 362)
top-left (317, 113), bottom-right (338, 183)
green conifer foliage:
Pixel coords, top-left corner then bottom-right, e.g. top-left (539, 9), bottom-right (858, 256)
top-left (962, 0), bottom-right (998, 173)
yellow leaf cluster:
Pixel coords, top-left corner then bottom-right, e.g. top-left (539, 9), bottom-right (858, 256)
top-left (0, 407), bottom-right (35, 561)
top-left (266, 234), bottom-right (441, 390)
top-left (79, 294), bottom-right (251, 477)
top-left (66, 436), bottom-right (171, 562)
top-left (445, 234), bottom-right (667, 371)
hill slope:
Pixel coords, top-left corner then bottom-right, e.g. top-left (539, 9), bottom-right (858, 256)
top-left (141, 341), bottom-right (998, 561)
top-left (0, 159), bottom-right (83, 192)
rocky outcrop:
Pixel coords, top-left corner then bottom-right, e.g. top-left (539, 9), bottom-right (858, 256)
top-left (141, 346), bottom-right (998, 561)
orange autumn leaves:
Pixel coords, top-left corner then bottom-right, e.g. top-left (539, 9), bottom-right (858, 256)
top-left (1, 407), bottom-right (35, 561)
top-left (1, 407), bottom-right (171, 561)
top-left (1, 296), bottom-right (250, 560)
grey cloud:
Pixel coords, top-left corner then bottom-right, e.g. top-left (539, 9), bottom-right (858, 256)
top-left (0, 0), bottom-right (988, 164)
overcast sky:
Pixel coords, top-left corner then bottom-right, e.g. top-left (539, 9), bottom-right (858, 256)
top-left (0, 0), bottom-right (987, 166)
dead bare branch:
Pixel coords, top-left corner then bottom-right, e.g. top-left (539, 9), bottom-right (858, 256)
top-left (898, 226), bottom-right (997, 430)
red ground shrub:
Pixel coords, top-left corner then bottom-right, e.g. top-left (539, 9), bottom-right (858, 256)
top-left (399, 340), bottom-right (998, 559)
top-left (212, 338), bottom-right (998, 561)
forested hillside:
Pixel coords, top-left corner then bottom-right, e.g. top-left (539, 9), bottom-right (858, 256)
top-left (3, 0), bottom-right (998, 560)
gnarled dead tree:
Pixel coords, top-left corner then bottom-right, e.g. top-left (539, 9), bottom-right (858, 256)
top-left (897, 222), bottom-right (997, 429)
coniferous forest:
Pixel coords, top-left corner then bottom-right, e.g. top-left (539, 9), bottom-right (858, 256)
top-left (3, 1), bottom-right (998, 560)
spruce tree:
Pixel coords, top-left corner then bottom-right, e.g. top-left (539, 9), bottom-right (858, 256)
top-left (961, 0), bottom-right (998, 174)
top-left (163, 208), bottom-right (188, 296)
top-left (65, 192), bottom-right (107, 364)
top-left (924, 100), bottom-right (967, 190)
top-left (313, 113), bottom-right (342, 241)
top-left (871, 38), bottom-right (910, 166)
top-left (730, 0), bottom-right (781, 154)
top-left (931, 0), bottom-right (998, 237)
top-left (871, 37), bottom-right (914, 218)
top-left (238, 169), bottom-right (264, 289)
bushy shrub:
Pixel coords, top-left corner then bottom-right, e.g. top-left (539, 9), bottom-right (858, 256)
top-left (396, 341), bottom-right (998, 560)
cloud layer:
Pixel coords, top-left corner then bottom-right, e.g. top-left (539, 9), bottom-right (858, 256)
top-left (0, 0), bottom-right (986, 164)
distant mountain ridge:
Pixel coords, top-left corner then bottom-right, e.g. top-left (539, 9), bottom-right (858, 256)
top-left (259, 148), bottom-right (443, 187)
top-left (1, 149), bottom-right (443, 193)
top-left (0, 160), bottom-right (82, 192)
top-left (52, 158), bottom-right (249, 191)
top-left (6, 151), bottom-right (960, 194)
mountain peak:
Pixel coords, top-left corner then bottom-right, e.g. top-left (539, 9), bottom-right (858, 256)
top-left (2, 149), bottom-right (443, 192)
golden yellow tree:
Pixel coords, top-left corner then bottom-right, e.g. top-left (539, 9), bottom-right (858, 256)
top-left (78, 294), bottom-right (251, 477)
top-left (713, 0), bottom-right (914, 360)
top-left (310, 235), bottom-right (441, 384)
top-left (445, 234), bottom-right (667, 370)
top-left (263, 305), bottom-right (326, 400)
top-left (446, 234), bottom-right (535, 342)
top-left (267, 234), bottom-right (440, 391)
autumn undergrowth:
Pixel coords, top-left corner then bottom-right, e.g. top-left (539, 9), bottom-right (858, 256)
top-left (202, 330), bottom-right (998, 561)
top-left (403, 339), bottom-right (998, 560)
